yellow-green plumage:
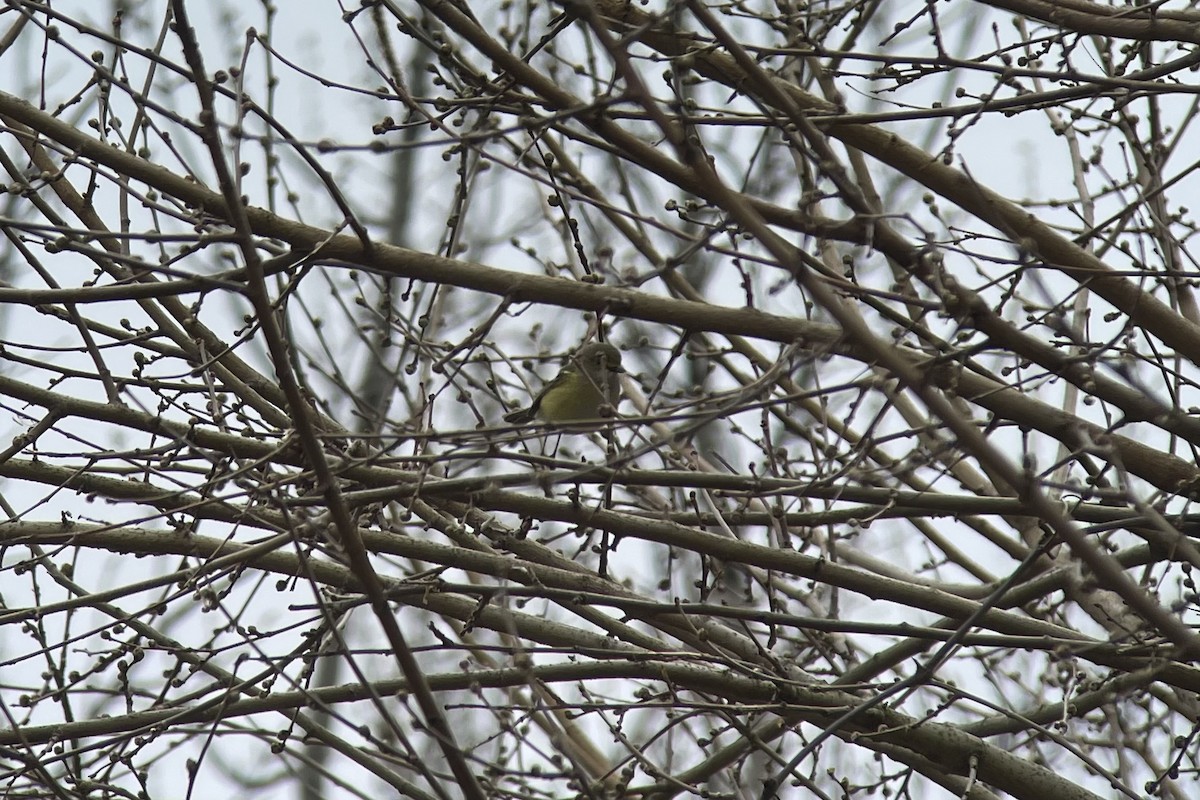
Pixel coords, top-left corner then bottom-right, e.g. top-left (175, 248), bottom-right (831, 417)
top-left (504, 342), bottom-right (623, 424)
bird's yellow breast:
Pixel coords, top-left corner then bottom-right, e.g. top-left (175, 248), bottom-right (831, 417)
top-left (537, 371), bottom-right (607, 421)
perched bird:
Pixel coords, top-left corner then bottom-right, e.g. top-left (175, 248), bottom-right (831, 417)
top-left (504, 342), bottom-right (624, 424)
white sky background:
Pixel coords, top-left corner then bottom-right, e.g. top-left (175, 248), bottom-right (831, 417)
top-left (2, 1), bottom-right (1199, 798)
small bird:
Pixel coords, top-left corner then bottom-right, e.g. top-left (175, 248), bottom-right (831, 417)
top-left (504, 342), bottom-right (624, 424)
